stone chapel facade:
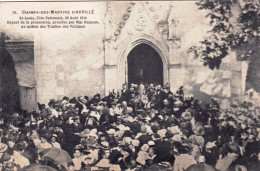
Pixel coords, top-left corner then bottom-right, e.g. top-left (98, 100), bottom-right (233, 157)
top-left (33, 1), bottom-right (245, 108)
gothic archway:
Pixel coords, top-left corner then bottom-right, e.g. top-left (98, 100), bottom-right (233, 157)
top-left (116, 34), bottom-right (169, 89)
top-left (127, 43), bottom-right (163, 86)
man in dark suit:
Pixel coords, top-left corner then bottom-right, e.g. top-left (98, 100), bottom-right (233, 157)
top-left (146, 83), bottom-right (156, 101)
top-left (119, 84), bottom-right (131, 102)
top-left (155, 84), bottom-right (167, 111)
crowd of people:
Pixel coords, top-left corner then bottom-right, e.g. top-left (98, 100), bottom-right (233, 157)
top-left (0, 83), bottom-right (260, 171)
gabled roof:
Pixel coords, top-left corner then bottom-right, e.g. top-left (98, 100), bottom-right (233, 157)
top-left (0, 29), bottom-right (33, 42)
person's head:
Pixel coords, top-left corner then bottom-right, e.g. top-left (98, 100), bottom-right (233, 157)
top-left (94, 94), bottom-right (100, 100)
top-left (51, 135), bottom-right (58, 143)
top-left (248, 134), bottom-right (256, 142)
top-left (89, 104), bottom-right (95, 110)
top-left (104, 149), bottom-right (110, 158)
top-left (80, 138), bottom-right (87, 146)
top-left (3, 162), bottom-right (15, 171)
top-left (130, 158), bottom-right (137, 168)
top-left (107, 129), bottom-right (116, 137)
top-left (148, 147), bottom-right (155, 156)
top-left (40, 136), bottom-right (48, 143)
top-left (48, 101), bottom-right (55, 108)
top-left (73, 149), bottom-right (81, 158)
top-left (111, 103), bottom-right (116, 109)
top-left (88, 136), bottom-right (97, 145)
top-left (229, 135), bottom-right (235, 143)
top-left (156, 84), bottom-right (162, 90)
top-left (117, 90), bottom-right (122, 96)
top-left (122, 84), bottom-right (127, 90)
top-left (79, 96), bottom-right (88, 104)
top-left (61, 105), bottom-right (67, 111)
top-left (163, 99), bottom-right (169, 106)
top-left (22, 140), bottom-right (29, 149)
top-left (116, 117), bottom-right (122, 125)
top-left (14, 142), bottom-right (25, 154)
top-left (7, 136), bottom-right (16, 148)
top-left (73, 116), bottom-right (80, 124)
top-left (163, 88), bottom-right (168, 93)
top-left (100, 136), bottom-right (107, 142)
top-left (24, 120), bottom-right (31, 127)
top-left (122, 101), bottom-right (127, 108)
top-left (141, 125), bottom-right (147, 133)
top-left (130, 87), bottom-right (134, 92)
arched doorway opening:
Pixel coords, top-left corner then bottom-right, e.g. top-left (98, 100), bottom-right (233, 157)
top-left (127, 43), bottom-right (163, 86)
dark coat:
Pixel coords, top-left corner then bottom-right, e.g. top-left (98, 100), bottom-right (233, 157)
top-left (154, 139), bottom-right (174, 164)
top-left (155, 91), bottom-right (167, 110)
top-left (119, 89), bottom-right (132, 102)
top-left (75, 102), bottom-right (88, 115)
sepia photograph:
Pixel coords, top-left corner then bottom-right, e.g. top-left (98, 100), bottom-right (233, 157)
top-left (0, 0), bottom-right (259, 170)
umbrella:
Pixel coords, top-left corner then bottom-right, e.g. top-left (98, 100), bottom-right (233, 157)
top-left (21, 164), bottom-right (58, 171)
top-left (39, 148), bottom-right (73, 169)
top-left (186, 163), bottom-right (216, 171)
top-left (143, 164), bottom-right (172, 171)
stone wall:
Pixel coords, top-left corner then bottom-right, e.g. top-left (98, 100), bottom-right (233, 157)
top-left (31, 1), bottom-right (243, 107)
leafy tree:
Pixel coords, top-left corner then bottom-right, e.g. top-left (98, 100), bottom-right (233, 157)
top-left (188, 0), bottom-right (260, 70)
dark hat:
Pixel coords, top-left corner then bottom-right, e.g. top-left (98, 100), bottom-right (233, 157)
top-left (19, 134), bottom-right (28, 142)
top-left (176, 143), bottom-right (191, 154)
top-left (164, 83), bottom-right (170, 88)
top-left (152, 133), bottom-right (161, 140)
top-left (62, 96), bottom-right (70, 101)
top-left (69, 97), bottom-right (78, 104)
top-left (72, 115), bottom-right (80, 120)
top-left (14, 142), bottom-right (25, 151)
top-left (0, 153), bottom-right (11, 163)
top-left (40, 133), bottom-right (50, 140)
top-left (8, 134), bottom-right (17, 142)
top-left (84, 96), bottom-right (89, 101)
top-left (94, 93), bottom-right (101, 98)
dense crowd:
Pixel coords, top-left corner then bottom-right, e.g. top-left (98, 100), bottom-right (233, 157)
top-left (0, 83), bottom-right (260, 171)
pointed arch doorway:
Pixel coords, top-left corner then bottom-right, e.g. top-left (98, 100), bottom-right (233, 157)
top-left (127, 43), bottom-right (163, 86)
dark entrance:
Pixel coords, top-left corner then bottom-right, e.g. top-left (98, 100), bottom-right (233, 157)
top-left (127, 43), bottom-right (163, 86)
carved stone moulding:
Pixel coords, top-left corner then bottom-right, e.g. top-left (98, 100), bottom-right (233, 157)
top-left (6, 47), bottom-right (31, 53)
top-left (168, 63), bottom-right (182, 69)
top-left (162, 29), bottom-right (169, 35)
top-left (103, 65), bottom-right (117, 69)
top-left (104, 38), bottom-right (112, 43)
top-left (119, 22), bottom-right (125, 28)
top-left (149, 7), bottom-right (155, 12)
top-left (114, 29), bottom-right (120, 36)
top-left (158, 21), bottom-right (165, 27)
top-left (153, 14), bottom-right (159, 20)
top-left (123, 14), bottom-right (129, 20)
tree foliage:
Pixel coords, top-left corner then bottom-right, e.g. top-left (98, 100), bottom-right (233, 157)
top-left (188, 0), bottom-right (260, 70)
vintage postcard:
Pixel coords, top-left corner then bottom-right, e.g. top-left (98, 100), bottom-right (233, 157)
top-left (0, 1), bottom-right (259, 171)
